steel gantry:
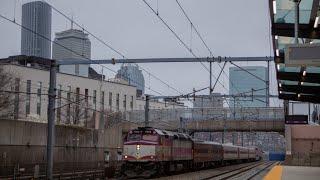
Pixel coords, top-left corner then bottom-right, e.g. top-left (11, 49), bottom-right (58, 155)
top-left (57, 56), bottom-right (273, 65)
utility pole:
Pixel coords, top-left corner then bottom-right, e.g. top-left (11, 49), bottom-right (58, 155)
top-left (209, 61), bottom-right (212, 95)
top-left (145, 95), bottom-right (149, 127)
top-left (294, 0), bottom-right (299, 44)
top-left (47, 60), bottom-right (57, 180)
top-left (266, 61), bottom-right (270, 107)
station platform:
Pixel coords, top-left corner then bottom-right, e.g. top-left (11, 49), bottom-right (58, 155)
top-left (264, 165), bottom-right (320, 180)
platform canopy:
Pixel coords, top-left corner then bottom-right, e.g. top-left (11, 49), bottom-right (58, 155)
top-left (269, 0), bottom-right (320, 103)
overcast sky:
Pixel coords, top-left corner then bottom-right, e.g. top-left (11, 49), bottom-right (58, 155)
top-left (0, 0), bottom-right (282, 106)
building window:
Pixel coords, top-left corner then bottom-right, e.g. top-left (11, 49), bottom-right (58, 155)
top-left (101, 91), bottom-right (105, 111)
top-left (85, 89), bottom-right (89, 126)
top-left (93, 90), bottom-right (97, 110)
top-left (14, 78), bottom-right (20, 119)
top-left (75, 87), bottom-right (80, 124)
top-left (67, 86), bottom-right (71, 124)
top-left (37, 82), bottom-right (42, 116)
top-left (109, 92), bottom-right (112, 110)
top-left (130, 96), bottom-right (134, 110)
top-left (116, 93), bottom-right (119, 111)
top-left (26, 80), bottom-right (31, 116)
top-left (57, 84), bottom-right (62, 122)
top-left (123, 95), bottom-right (127, 110)
top-left (75, 64), bottom-right (79, 75)
top-left (100, 91), bottom-right (105, 123)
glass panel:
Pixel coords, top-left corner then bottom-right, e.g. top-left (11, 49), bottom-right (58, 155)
top-left (280, 80), bottom-right (299, 85)
top-left (142, 135), bottom-right (158, 141)
top-left (127, 134), bottom-right (141, 141)
top-left (302, 82), bottom-right (320, 86)
top-left (275, 0), bottom-right (313, 24)
top-left (306, 66), bottom-right (320, 73)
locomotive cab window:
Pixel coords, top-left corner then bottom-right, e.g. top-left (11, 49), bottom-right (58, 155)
top-left (127, 134), bottom-right (141, 141)
top-left (142, 134), bottom-right (158, 141)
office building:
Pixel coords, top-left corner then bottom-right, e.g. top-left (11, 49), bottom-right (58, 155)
top-left (21, 1), bottom-right (52, 59)
top-left (116, 64), bottom-right (145, 97)
top-left (229, 66), bottom-right (267, 107)
top-left (0, 56), bottom-right (136, 129)
top-left (52, 29), bottom-right (91, 77)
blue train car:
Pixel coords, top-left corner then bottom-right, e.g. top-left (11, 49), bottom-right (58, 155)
top-left (269, 152), bottom-right (285, 161)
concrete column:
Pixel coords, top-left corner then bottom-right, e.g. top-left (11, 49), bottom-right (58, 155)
top-left (285, 125), bottom-right (292, 155)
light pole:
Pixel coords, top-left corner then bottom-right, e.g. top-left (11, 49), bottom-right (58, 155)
top-left (47, 60), bottom-right (57, 179)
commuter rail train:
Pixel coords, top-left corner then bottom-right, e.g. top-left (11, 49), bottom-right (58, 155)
top-left (121, 127), bottom-right (263, 178)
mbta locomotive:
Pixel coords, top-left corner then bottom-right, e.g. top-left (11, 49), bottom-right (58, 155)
top-left (122, 127), bottom-right (262, 178)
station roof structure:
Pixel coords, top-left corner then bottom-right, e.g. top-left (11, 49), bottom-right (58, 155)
top-left (269, 0), bottom-right (320, 103)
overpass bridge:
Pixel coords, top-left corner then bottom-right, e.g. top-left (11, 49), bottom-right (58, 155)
top-left (115, 107), bottom-right (285, 133)
top-left (121, 119), bottom-right (285, 134)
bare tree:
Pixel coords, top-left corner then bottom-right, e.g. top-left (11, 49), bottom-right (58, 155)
top-left (0, 67), bottom-right (18, 119)
top-left (58, 92), bottom-right (96, 128)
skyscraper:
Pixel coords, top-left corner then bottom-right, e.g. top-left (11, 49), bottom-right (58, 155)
top-left (229, 66), bottom-right (267, 107)
top-left (52, 29), bottom-right (91, 77)
top-left (21, 1), bottom-right (52, 58)
top-left (116, 64), bottom-right (145, 96)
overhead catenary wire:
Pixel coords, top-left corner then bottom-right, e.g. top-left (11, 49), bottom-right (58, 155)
top-left (141, 0), bottom-right (226, 91)
top-left (173, 0), bottom-right (245, 110)
top-left (230, 61), bottom-right (267, 82)
top-left (174, 0), bottom-right (272, 112)
top-left (42, 0), bottom-right (183, 95)
top-left (174, 0), bottom-right (245, 97)
top-left (0, 13), bottom-right (164, 98)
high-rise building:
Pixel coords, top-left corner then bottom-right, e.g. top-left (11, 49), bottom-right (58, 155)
top-left (52, 29), bottom-right (91, 77)
top-left (229, 66), bottom-right (267, 107)
top-left (116, 64), bottom-right (145, 97)
top-left (21, 1), bottom-right (52, 59)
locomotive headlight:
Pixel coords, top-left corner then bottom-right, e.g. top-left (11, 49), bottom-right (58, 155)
top-left (136, 145), bottom-right (140, 150)
top-left (124, 155), bottom-right (128, 159)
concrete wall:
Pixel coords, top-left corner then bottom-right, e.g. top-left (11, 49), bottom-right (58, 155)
top-left (291, 125), bottom-right (320, 154)
top-left (284, 125), bottom-right (320, 166)
top-left (0, 119), bottom-right (124, 177)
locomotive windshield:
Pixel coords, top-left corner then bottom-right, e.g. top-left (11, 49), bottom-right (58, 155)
top-left (126, 129), bottom-right (158, 142)
top-left (142, 134), bottom-right (158, 141)
top-left (127, 134), bottom-right (141, 141)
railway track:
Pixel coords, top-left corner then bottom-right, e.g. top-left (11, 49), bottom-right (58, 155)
top-left (201, 161), bottom-right (278, 180)
top-left (153, 161), bottom-right (263, 180)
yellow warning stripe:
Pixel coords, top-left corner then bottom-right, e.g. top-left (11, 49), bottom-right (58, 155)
top-left (263, 165), bottom-right (283, 180)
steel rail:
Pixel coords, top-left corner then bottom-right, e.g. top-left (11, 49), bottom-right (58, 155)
top-left (247, 161), bottom-right (279, 180)
top-left (218, 161), bottom-right (275, 180)
top-left (200, 161), bottom-right (265, 180)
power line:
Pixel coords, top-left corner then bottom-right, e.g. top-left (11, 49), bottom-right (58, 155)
top-left (230, 62), bottom-right (267, 82)
top-left (174, 1), bottom-right (246, 97)
top-left (0, 13), bottom-right (163, 97)
top-left (43, 0), bottom-right (183, 95)
top-left (142, 0), bottom-right (227, 92)
top-left (173, 0), bottom-right (245, 110)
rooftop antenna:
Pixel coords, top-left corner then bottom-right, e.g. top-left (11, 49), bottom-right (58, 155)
top-left (71, 14), bottom-right (74, 29)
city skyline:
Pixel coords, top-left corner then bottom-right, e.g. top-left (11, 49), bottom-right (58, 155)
top-left (0, 0), bottom-right (280, 106)
top-left (21, 1), bottom-right (52, 58)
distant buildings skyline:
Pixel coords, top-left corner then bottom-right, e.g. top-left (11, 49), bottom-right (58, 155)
top-left (53, 28), bottom-right (91, 77)
top-left (116, 64), bottom-right (145, 97)
top-left (229, 66), bottom-right (268, 108)
top-left (21, 1), bottom-right (52, 59)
